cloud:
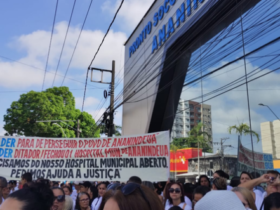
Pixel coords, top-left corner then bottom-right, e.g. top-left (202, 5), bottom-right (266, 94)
top-left (102, 0), bottom-right (154, 32)
top-left (181, 60), bottom-right (280, 152)
top-left (0, 21), bottom-right (127, 89)
top-left (75, 97), bottom-right (100, 109)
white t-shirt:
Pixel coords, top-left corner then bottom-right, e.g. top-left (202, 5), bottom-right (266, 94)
top-left (91, 197), bottom-right (102, 210)
top-left (165, 202), bottom-right (192, 210)
top-left (0, 197), bottom-right (4, 206)
top-left (227, 185), bottom-right (233, 190)
top-left (165, 196), bottom-right (192, 210)
top-left (255, 193), bottom-right (264, 210)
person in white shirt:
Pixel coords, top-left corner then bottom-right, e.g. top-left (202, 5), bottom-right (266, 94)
top-left (0, 176), bottom-right (7, 207)
top-left (165, 183), bottom-right (191, 210)
top-left (8, 180), bottom-right (18, 194)
top-left (91, 182), bottom-right (107, 210)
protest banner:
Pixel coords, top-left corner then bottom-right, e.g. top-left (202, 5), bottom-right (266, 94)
top-left (237, 137), bottom-right (273, 176)
top-left (0, 131), bottom-right (170, 182)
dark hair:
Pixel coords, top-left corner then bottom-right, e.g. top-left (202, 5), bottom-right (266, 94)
top-left (81, 181), bottom-right (92, 188)
top-left (142, 181), bottom-right (155, 191)
top-left (128, 176), bottom-right (142, 184)
top-left (240, 171), bottom-right (253, 180)
top-left (60, 183), bottom-right (65, 187)
top-left (8, 182), bottom-right (54, 210)
top-left (167, 182), bottom-right (185, 205)
top-left (0, 176), bottom-right (7, 188)
top-left (52, 187), bottom-right (65, 196)
top-left (68, 183), bottom-right (73, 190)
top-left (214, 170), bottom-right (229, 179)
top-left (89, 185), bottom-right (98, 202)
top-left (63, 185), bottom-right (73, 194)
top-left (193, 186), bottom-right (210, 196)
top-left (75, 192), bottom-right (90, 210)
top-left (100, 185), bottom-right (164, 210)
top-left (21, 172), bottom-right (32, 183)
top-left (168, 206), bottom-right (183, 210)
top-left (230, 176), bottom-right (241, 187)
top-left (250, 171), bottom-right (261, 179)
top-left (97, 182), bottom-right (108, 189)
top-left (198, 175), bottom-right (211, 187)
top-left (267, 170), bottom-right (279, 176)
top-left (212, 177), bottom-right (227, 190)
top-left (263, 192), bottom-right (280, 210)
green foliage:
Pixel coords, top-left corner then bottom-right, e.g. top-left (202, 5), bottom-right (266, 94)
top-left (100, 124), bottom-right (122, 136)
top-left (171, 123), bottom-right (212, 152)
top-left (3, 86), bottom-right (100, 138)
top-left (228, 123), bottom-right (260, 142)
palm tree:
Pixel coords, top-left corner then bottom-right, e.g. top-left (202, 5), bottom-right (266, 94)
top-left (228, 123), bottom-right (260, 142)
top-left (187, 122), bottom-right (211, 176)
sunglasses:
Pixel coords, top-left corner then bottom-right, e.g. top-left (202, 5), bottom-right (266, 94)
top-left (120, 183), bottom-right (151, 209)
top-left (169, 188), bottom-right (181, 193)
top-left (54, 195), bottom-right (65, 202)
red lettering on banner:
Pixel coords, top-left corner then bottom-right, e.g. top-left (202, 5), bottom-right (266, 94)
top-left (111, 139), bottom-right (117, 147)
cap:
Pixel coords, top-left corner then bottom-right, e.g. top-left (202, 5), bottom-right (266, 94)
top-left (194, 191), bottom-right (246, 210)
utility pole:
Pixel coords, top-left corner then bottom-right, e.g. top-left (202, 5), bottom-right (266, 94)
top-left (90, 60), bottom-right (115, 137)
top-left (214, 138), bottom-right (231, 170)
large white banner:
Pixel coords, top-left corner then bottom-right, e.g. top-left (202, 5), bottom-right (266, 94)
top-left (0, 131), bottom-right (170, 182)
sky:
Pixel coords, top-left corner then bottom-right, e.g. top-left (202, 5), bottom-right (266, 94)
top-left (0, 0), bottom-right (154, 135)
top-left (0, 0), bottom-right (279, 156)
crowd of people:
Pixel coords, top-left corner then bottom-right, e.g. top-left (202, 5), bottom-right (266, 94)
top-left (0, 169), bottom-right (280, 210)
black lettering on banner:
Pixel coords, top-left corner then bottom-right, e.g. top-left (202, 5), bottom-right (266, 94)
top-left (68, 169), bottom-right (74, 179)
top-left (100, 169), bottom-right (104, 178)
top-left (114, 169), bottom-right (120, 179)
top-left (162, 157), bottom-right (167, 168)
top-left (95, 169), bottom-right (100, 178)
top-left (76, 169), bottom-right (81, 178)
top-left (16, 169), bottom-right (21, 178)
top-left (46, 169), bottom-right (52, 179)
top-left (108, 169), bottom-right (113, 180)
top-left (42, 169), bottom-right (46, 177)
top-left (10, 169), bottom-right (16, 177)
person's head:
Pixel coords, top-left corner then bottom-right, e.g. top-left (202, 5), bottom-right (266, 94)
top-left (193, 186), bottom-right (210, 208)
top-left (194, 190), bottom-right (247, 210)
top-left (2, 187), bottom-right (10, 199)
top-left (97, 182), bottom-right (107, 197)
top-left (212, 177), bottom-right (227, 190)
top-left (262, 192), bottom-right (280, 210)
top-left (79, 181), bottom-right (91, 193)
top-left (52, 181), bottom-right (59, 188)
top-left (168, 206), bottom-right (183, 210)
top-left (21, 173), bottom-right (32, 185)
top-left (74, 182), bottom-right (81, 192)
top-left (0, 176), bottom-right (7, 195)
top-left (127, 176), bottom-right (142, 185)
top-left (240, 171), bottom-right (253, 184)
top-left (63, 185), bottom-right (73, 196)
top-left (75, 192), bottom-right (90, 210)
top-left (101, 183), bottom-right (164, 210)
top-left (63, 195), bottom-right (73, 210)
top-left (88, 185), bottom-right (98, 200)
top-left (213, 170), bottom-right (229, 180)
top-left (266, 170), bottom-right (280, 195)
top-left (60, 183), bottom-right (65, 188)
top-left (52, 187), bottom-right (65, 210)
top-left (142, 181), bottom-right (155, 192)
top-left (8, 180), bottom-right (13, 189)
top-left (198, 175), bottom-right (211, 188)
top-left (167, 183), bottom-right (184, 204)
top-left (1, 182), bottom-right (54, 210)
top-left (230, 176), bottom-right (241, 187)
top-left (232, 187), bottom-right (257, 210)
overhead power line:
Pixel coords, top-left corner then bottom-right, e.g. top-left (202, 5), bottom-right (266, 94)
top-left (52, 0), bottom-right (77, 86)
top-left (42, 0), bottom-right (59, 91)
top-left (61, 0), bottom-right (93, 86)
top-left (82, 0), bottom-right (124, 112)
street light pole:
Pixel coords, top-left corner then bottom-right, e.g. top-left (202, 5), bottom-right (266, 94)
top-left (53, 123), bottom-right (66, 138)
top-left (259, 103), bottom-right (280, 120)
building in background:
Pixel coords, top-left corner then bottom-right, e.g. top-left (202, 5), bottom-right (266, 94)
top-left (261, 120), bottom-right (280, 159)
top-left (171, 100), bottom-right (212, 139)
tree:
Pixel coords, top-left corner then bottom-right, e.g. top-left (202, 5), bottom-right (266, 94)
top-left (100, 124), bottom-right (122, 136)
top-left (228, 123), bottom-right (260, 142)
top-left (3, 86), bottom-right (100, 138)
top-left (171, 123), bottom-right (212, 152)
